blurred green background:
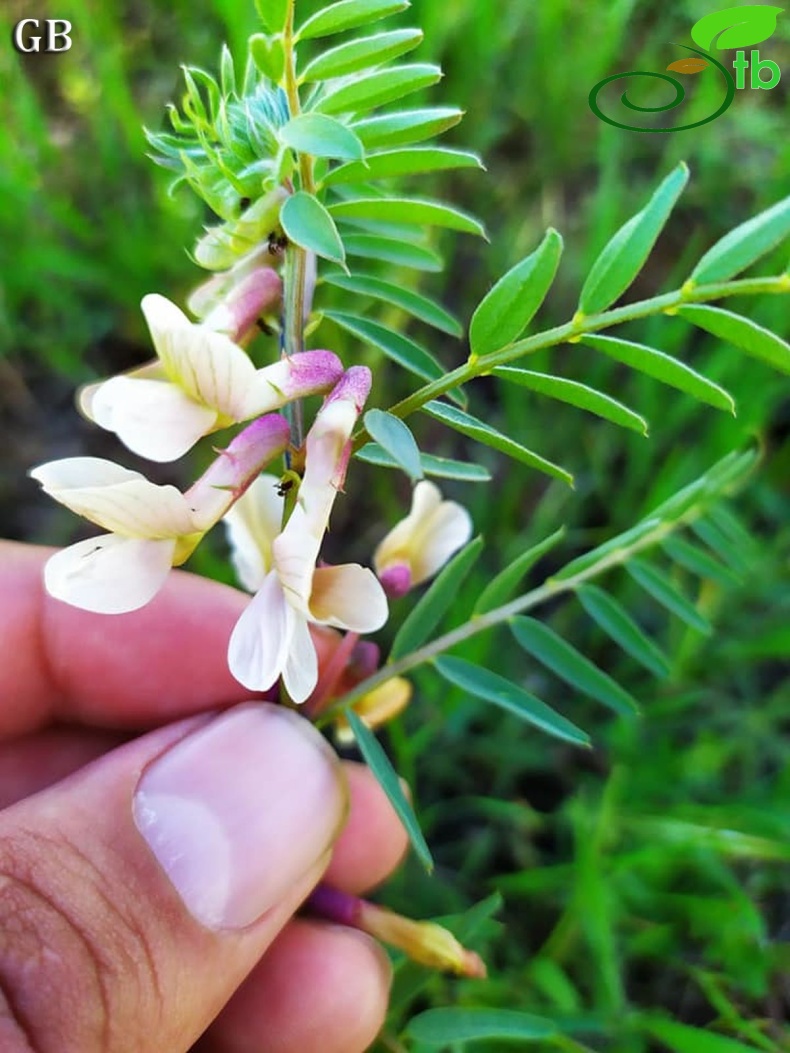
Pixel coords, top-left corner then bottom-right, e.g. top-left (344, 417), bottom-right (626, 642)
top-left (2, 0), bottom-right (790, 1049)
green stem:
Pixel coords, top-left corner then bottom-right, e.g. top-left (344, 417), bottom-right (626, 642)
top-left (281, 0), bottom-right (317, 446)
top-left (351, 273), bottom-right (790, 452)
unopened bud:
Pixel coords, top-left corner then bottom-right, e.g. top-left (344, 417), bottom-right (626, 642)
top-left (334, 676), bottom-right (413, 744)
top-left (306, 886), bottom-right (486, 978)
top-left (187, 413), bottom-right (290, 529)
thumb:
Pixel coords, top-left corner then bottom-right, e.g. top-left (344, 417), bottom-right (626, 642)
top-left (0, 703), bottom-right (347, 1052)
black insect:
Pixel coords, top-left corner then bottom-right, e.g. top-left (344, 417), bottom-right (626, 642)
top-left (267, 230), bottom-right (289, 256)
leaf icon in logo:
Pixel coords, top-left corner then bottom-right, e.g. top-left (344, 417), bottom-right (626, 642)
top-left (691, 5), bottom-right (783, 51)
top-left (666, 58), bottom-right (710, 74)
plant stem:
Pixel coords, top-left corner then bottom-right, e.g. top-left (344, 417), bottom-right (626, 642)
top-left (281, 0), bottom-right (316, 447)
top-left (318, 481), bottom-right (730, 721)
top-left (351, 273), bottom-right (790, 451)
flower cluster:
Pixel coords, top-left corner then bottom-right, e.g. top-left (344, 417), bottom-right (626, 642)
top-left (30, 269), bottom-right (473, 709)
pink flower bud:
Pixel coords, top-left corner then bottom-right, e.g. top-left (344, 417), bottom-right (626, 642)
top-left (187, 414), bottom-right (290, 529)
top-left (202, 267), bottom-right (283, 345)
top-left (378, 562), bottom-right (412, 599)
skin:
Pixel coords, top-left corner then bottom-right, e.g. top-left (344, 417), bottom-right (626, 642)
top-left (0, 541), bottom-right (408, 1053)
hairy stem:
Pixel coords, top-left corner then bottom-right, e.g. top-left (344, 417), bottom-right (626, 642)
top-left (281, 0), bottom-right (316, 446)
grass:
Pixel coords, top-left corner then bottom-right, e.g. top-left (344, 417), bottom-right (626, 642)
top-left (2, 1), bottom-right (789, 1049)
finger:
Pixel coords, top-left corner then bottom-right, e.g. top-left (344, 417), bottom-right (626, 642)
top-left (324, 761), bottom-right (409, 894)
top-left (0, 727), bottom-right (125, 808)
top-left (0, 541), bottom-right (338, 735)
top-left (199, 918), bottom-right (390, 1053)
top-left (0, 742), bottom-right (409, 896)
top-left (0, 703), bottom-right (347, 1053)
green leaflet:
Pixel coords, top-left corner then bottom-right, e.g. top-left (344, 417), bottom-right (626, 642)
top-left (581, 334), bottom-right (735, 413)
top-left (299, 29), bottom-right (423, 82)
top-left (474, 527), bottom-right (566, 614)
top-left (578, 162), bottom-right (689, 315)
top-left (342, 232), bottom-right (442, 270)
top-left (254, 0), bottom-right (288, 34)
top-left (510, 616), bottom-right (640, 717)
top-left (249, 34), bottom-right (285, 82)
top-left (689, 192), bottom-right (790, 284)
top-left (577, 584), bottom-right (671, 679)
top-left (661, 535), bottom-right (740, 586)
top-left (363, 408), bottom-right (423, 481)
top-left (644, 1018), bottom-right (765, 1053)
top-left (314, 64), bottom-right (441, 116)
top-left (435, 656), bottom-right (590, 747)
top-left (423, 400), bottom-right (573, 485)
top-left (355, 444), bottom-right (491, 481)
top-left (324, 146), bottom-right (483, 185)
top-left (677, 304), bottom-right (790, 375)
top-left (553, 517), bottom-right (662, 581)
top-left (626, 558), bottom-right (712, 634)
top-left (494, 367), bottom-right (648, 435)
top-left (323, 271), bottom-right (461, 334)
top-left (329, 195), bottom-right (486, 237)
top-left (296, 0), bottom-right (410, 40)
top-left (470, 229), bottom-right (563, 354)
top-left (404, 1007), bottom-right (557, 1044)
top-left (279, 113), bottom-right (364, 161)
top-left (351, 106), bottom-right (464, 147)
top-left (280, 192), bottom-right (346, 266)
top-left (344, 710), bottom-right (433, 871)
top-left (390, 538), bottom-right (484, 659)
top-left (324, 310), bottom-right (453, 393)
top-left (690, 514), bottom-right (750, 574)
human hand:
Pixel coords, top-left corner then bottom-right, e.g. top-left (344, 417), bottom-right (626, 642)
top-left (0, 540), bottom-right (407, 1053)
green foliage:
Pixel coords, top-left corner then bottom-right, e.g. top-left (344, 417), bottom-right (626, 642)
top-left (578, 162), bottom-right (688, 315)
top-left (688, 195), bottom-right (790, 283)
top-left (7, 0), bottom-right (790, 1048)
top-left (404, 1007), bottom-right (558, 1044)
top-left (422, 401), bottom-right (574, 485)
top-left (363, 408), bottom-right (423, 481)
top-left (510, 616), bottom-right (640, 718)
top-left (469, 228), bottom-right (563, 354)
top-left (346, 710), bottom-right (434, 870)
top-left (435, 656), bottom-right (590, 747)
top-left (281, 190), bottom-right (346, 264)
top-left (390, 537), bottom-right (484, 659)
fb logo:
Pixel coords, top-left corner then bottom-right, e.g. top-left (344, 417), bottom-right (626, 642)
top-left (13, 19), bottom-right (73, 53)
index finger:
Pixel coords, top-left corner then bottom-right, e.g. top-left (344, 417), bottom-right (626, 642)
top-left (0, 541), bottom-right (333, 735)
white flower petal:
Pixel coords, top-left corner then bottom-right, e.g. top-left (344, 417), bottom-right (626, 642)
top-left (43, 535), bottom-right (176, 613)
top-left (310, 564), bottom-right (389, 633)
top-left (227, 570), bottom-right (292, 691)
top-left (87, 376), bottom-right (218, 462)
top-left (31, 457), bottom-right (197, 538)
top-left (374, 480), bottom-right (472, 586)
top-left (282, 613), bottom-right (319, 704)
top-left (141, 294), bottom-right (258, 420)
top-left (411, 500), bottom-right (472, 584)
top-left (31, 457), bottom-right (144, 490)
top-left (223, 474), bottom-right (284, 592)
top-left (272, 513), bottom-right (320, 612)
top-left (373, 480), bottom-right (442, 572)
